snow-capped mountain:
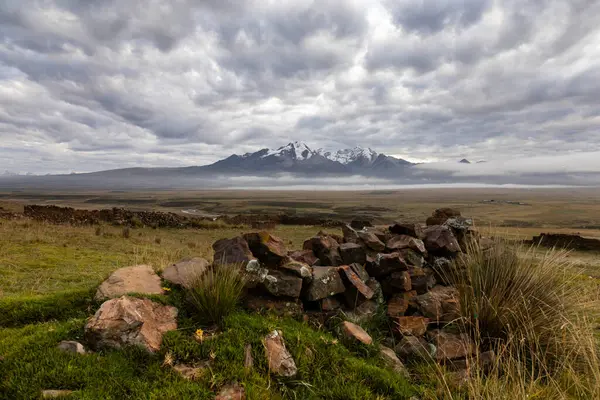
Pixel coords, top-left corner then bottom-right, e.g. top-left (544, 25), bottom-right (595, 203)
top-left (195, 141), bottom-right (413, 176)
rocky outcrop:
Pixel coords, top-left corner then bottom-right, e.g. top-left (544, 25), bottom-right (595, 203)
top-left (85, 296), bottom-right (177, 353)
top-left (213, 237), bottom-right (256, 266)
top-left (426, 208), bottom-right (461, 226)
top-left (386, 235), bottom-right (426, 254)
top-left (358, 231), bottom-right (386, 252)
top-left (288, 250), bottom-right (319, 266)
top-left (162, 257), bottom-right (209, 288)
top-left (57, 341), bottom-right (86, 355)
top-left (423, 226), bottom-right (461, 255)
top-left (394, 316), bottom-right (429, 337)
top-left (415, 285), bottom-right (460, 323)
top-left (95, 265), bottom-right (163, 301)
top-left (341, 321), bottom-right (373, 345)
top-left (339, 242), bottom-right (367, 265)
top-left (303, 235), bottom-right (343, 266)
top-left (243, 232), bottom-right (287, 266)
top-left (208, 208), bottom-right (481, 376)
top-left (305, 267), bottom-right (346, 301)
top-left (264, 330), bottom-right (297, 377)
top-left (427, 330), bottom-right (475, 362)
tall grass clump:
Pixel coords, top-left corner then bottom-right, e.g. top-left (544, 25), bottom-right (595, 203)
top-left (434, 237), bottom-right (600, 398)
top-left (185, 263), bottom-right (246, 326)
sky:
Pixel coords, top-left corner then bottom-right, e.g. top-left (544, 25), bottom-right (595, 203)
top-left (1, 0), bottom-right (599, 175)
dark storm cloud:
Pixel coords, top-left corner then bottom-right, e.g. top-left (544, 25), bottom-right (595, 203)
top-left (0, 0), bottom-right (599, 176)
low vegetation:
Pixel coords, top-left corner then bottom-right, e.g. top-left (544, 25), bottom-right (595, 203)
top-left (185, 263), bottom-right (247, 326)
top-left (1, 213), bottom-right (600, 399)
top-left (427, 238), bottom-right (600, 399)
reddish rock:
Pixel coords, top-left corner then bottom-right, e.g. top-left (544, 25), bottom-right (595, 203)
top-left (303, 236), bottom-right (343, 266)
top-left (216, 383), bottom-right (246, 400)
top-left (162, 257), bottom-right (209, 288)
top-left (423, 225), bottom-right (461, 255)
top-left (213, 236), bottom-right (256, 266)
top-left (416, 285), bottom-right (460, 323)
top-left (339, 265), bottom-right (375, 302)
top-left (339, 242), bottom-right (367, 265)
top-left (95, 265), bottom-right (163, 301)
top-left (367, 252), bottom-right (409, 278)
top-left (426, 208), bottom-right (461, 226)
top-left (389, 222), bottom-right (424, 239)
top-left (341, 224), bottom-right (361, 244)
top-left (364, 228), bottom-right (389, 243)
top-left (243, 232), bottom-right (287, 266)
top-left (305, 267), bottom-right (346, 301)
top-left (387, 291), bottom-right (417, 318)
top-left (408, 267), bottom-right (437, 294)
top-left (358, 231), bottom-right (386, 252)
top-left (379, 346), bottom-right (409, 377)
top-left (428, 330), bottom-right (475, 361)
top-left (341, 321), bottom-right (373, 345)
top-left (320, 296), bottom-right (343, 311)
top-left (386, 235), bottom-right (427, 254)
top-left (388, 271), bottom-right (412, 292)
top-left (288, 249), bottom-right (319, 266)
top-left (264, 330), bottom-right (297, 377)
top-left (85, 296), bottom-right (177, 353)
top-left (395, 316), bottom-right (430, 337)
top-left (395, 336), bottom-right (432, 360)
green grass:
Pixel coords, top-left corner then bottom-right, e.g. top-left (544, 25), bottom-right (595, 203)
top-left (186, 263), bottom-right (247, 327)
top-left (0, 220), bottom-right (329, 297)
top-left (0, 296), bottom-right (415, 399)
top-left (0, 219), bottom-right (415, 399)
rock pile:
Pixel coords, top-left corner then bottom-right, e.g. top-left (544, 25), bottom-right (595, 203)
top-left (65, 207), bottom-right (486, 393)
top-left (211, 208), bottom-right (483, 372)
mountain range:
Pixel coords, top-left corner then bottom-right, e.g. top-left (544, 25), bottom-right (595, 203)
top-left (193, 141), bottom-right (414, 176)
top-left (0, 142), bottom-right (483, 189)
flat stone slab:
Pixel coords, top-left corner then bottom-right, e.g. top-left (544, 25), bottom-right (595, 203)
top-left (95, 265), bottom-right (163, 301)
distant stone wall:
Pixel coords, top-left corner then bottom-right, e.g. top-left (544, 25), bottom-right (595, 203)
top-left (530, 233), bottom-right (600, 251)
top-left (21, 205), bottom-right (344, 228)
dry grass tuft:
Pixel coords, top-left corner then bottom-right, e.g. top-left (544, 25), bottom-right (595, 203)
top-left (430, 237), bottom-right (600, 399)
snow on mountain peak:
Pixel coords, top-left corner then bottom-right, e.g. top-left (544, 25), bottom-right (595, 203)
top-left (259, 142), bottom-right (384, 164)
top-left (318, 146), bottom-right (379, 165)
top-left (263, 141), bottom-right (315, 160)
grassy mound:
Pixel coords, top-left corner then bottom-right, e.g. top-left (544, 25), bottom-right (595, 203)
top-left (0, 308), bottom-right (414, 399)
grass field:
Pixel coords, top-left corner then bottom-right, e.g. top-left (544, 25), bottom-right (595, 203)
top-left (1, 188), bottom-right (600, 399)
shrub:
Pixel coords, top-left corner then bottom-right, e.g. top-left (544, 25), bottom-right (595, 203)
top-left (432, 237), bottom-right (600, 398)
top-left (185, 263), bottom-right (246, 326)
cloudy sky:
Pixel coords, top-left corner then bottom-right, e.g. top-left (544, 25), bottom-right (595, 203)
top-left (1, 0), bottom-right (599, 175)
